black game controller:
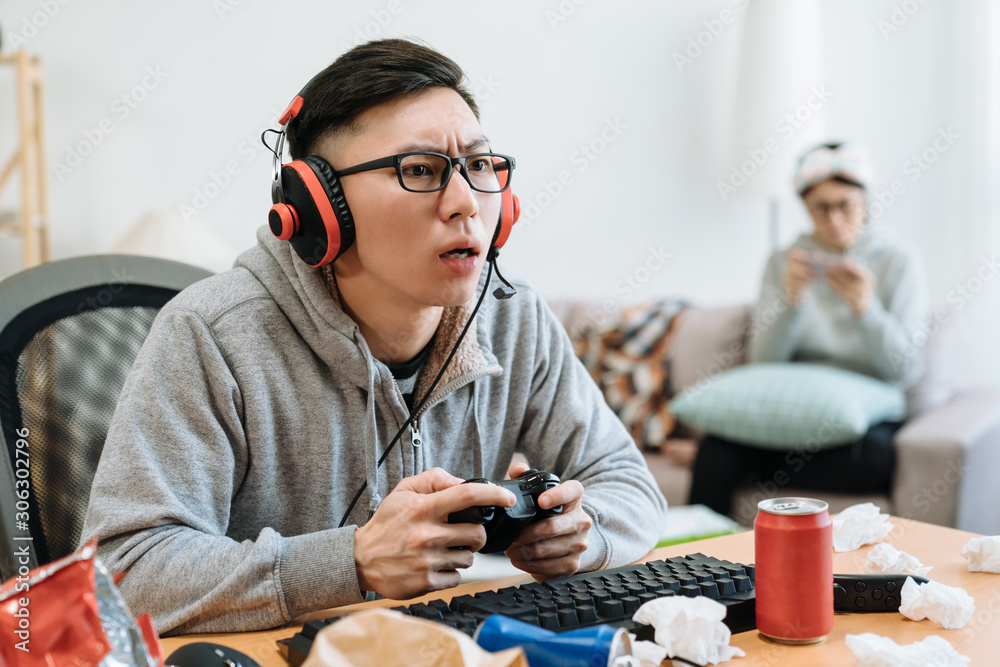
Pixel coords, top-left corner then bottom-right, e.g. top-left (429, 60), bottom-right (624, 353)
top-left (833, 573), bottom-right (931, 612)
top-left (448, 469), bottom-right (563, 553)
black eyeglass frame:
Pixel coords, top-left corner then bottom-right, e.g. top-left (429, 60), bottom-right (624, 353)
top-left (334, 152), bottom-right (516, 193)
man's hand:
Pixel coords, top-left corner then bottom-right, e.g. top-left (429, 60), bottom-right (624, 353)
top-left (826, 258), bottom-right (875, 316)
top-left (504, 462), bottom-right (592, 581)
top-left (354, 467), bottom-right (517, 600)
top-left (783, 248), bottom-right (814, 306)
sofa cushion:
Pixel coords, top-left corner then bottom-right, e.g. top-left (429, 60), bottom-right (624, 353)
top-left (668, 304), bottom-right (750, 395)
top-left (670, 363), bottom-right (906, 449)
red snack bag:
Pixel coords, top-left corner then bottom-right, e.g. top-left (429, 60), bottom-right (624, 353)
top-left (0, 538), bottom-right (161, 667)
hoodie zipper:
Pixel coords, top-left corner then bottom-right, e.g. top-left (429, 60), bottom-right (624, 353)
top-left (389, 375), bottom-right (423, 449)
top-left (411, 418), bottom-right (422, 447)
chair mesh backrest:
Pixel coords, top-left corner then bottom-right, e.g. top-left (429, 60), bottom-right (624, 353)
top-left (14, 305), bottom-right (160, 564)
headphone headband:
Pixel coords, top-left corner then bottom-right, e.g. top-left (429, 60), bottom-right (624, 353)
top-left (265, 78), bottom-right (519, 267)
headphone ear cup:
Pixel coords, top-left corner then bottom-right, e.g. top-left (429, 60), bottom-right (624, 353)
top-left (270, 156), bottom-right (356, 266)
top-left (493, 187), bottom-right (520, 249)
top-left (268, 203), bottom-right (299, 240)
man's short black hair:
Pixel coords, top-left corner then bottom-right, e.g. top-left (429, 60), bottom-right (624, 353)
top-left (286, 39), bottom-right (480, 161)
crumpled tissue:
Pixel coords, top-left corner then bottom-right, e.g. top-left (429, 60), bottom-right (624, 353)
top-left (631, 596), bottom-right (745, 665)
top-left (960, 535), bottom-right (1000, 573)
top-left (301, 609), bottom-right (527, 667)
top-left (832, 502), bottom-right (893, 552)
top-left (865, 543), bottom-right (933, 576)
top-left (845, 633), bottom-right (969, 666)
top-left (899, 577), bottom-right (975, 629)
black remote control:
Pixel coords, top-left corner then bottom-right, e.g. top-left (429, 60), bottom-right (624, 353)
top-left (833, 574), bottom-right (930, 612)
top-left (447, 469), bottom-right (563, 553)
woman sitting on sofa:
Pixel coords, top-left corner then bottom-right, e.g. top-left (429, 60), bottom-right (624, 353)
top-left (688, 142), bottom-right (927, 518)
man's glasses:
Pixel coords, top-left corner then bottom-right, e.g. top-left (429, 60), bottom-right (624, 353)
top-left (806, 199), bottom-right (863, 217)
top-left (334, 152), bottom-right (516, 193)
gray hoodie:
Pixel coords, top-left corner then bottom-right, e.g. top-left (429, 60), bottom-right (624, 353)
top-left (80, 226), bottom-right (668, 635)
top-left (748, 223), bottom-right (927, 392)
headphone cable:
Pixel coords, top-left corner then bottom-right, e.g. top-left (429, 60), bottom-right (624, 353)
top-left (337, 256), bottom-right (499, 528)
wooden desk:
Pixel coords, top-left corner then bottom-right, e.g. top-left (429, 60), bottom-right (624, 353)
top-left (161, 518), bottom-right (1000, 666)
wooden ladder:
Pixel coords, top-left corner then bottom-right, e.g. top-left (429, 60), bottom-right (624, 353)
top-left (0, 49), bottom-right (50, 269)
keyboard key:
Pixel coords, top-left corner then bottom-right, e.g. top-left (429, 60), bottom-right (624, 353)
top-left (607, 586), bottom-right (628, 600)
top-left (557, 608), bottom-right (579, 627)
top-left (621, 596), bottom-right (642, 614)
top-left (716, 578), bottom-right (737, 596)
top-left (576, 604), bottom-right (598, 623)
top-left (539, 611), bottom-right (560, 629)
top-left (698, 582), bottom-right (720, 598)
top-left (732, 575), bottom-right (753, 592)
top-left (679, 584), bottom-right (703, 598)
top-left (598, 599), bottom-right (625, 619)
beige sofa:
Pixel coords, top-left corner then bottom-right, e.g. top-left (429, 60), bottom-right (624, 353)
top-left (550, 301), bottom-right (1000, 534)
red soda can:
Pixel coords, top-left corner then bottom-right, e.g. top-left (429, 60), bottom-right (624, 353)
top-left (754, 497), bottom-right (833, 644)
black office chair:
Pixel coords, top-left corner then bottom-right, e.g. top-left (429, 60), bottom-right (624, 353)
top-left (0, 255), bottom-right (212, 581)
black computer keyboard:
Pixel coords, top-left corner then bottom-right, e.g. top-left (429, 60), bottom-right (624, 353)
top-left (279, 553), bottom-right (756, 666)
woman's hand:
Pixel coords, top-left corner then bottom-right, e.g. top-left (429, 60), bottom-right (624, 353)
top-left (783, 249), bottom-right (814, 306)
top-left (826, 259), bottom-right (875, 316)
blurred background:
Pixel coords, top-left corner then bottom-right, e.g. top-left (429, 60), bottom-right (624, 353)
top-left (0, 0), bottom-right (996, 385)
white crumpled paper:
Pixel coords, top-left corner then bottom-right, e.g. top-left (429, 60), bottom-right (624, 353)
top-left (960, 535), bottom-right (1000, 573)
top-left (865, 543), bottom-right (933, 576)
top-left (845, 633), bottom-right (970, 666)
top-left (899, 577), bottom-right (975, 629)
top-left (631, 596), bottom-right (745, 665)
top-left (832, 502), bottom-right (893, 552)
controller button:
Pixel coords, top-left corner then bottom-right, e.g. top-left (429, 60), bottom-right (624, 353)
top-left (872, 589), bottom-right (883, 600)
top-left (855, 596), bottom-right (867, 608)
top-left (834, 584), bottom-right (847, 605)
top-left (886, 580), bottom-right (897, 592)
top-left (886, 596), bottom-right (897, 607)
top-left (854, 581), bottom-right (866, 593)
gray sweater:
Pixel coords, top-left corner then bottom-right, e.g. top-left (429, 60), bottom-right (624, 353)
top-left (80, 226), bottom-right (668, 635)
top-left (748, 224), bottom-right (927, 392)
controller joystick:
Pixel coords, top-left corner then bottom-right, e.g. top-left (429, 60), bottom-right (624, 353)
top-left (448, 469), bottom-right (563, 553)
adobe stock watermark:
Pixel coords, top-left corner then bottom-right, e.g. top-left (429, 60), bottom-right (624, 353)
top-left (582, 246), bottom-right (674, 330)
top-left (673, 0), bottom-right (750, 73)
top-left (868, 126), bottom-right (960, 221)
top-left (517, 117), bottom-right (628, 226)
top-left (212, 0), bottom-right (245, 20)
top-left (4, 0), bottom-right (72, 49)
top-left (681, 295), bottom-right (789, 397)
top-left (544, 0), bottom-right (589, 30)
top-left (732, 415), bottom-right (845, 525)
top-left (877, 0), bottom-right (929, 41)
top-left (336, 0), bottom-right (404, 52)
top-left (889, 254), bottom-right (997, 370)
top-left (51, 65), bottom-right (169, 183)
top-left (716, 85), bottom-right (833, 202)
top-left (179, 109), bottom-right (284, 223)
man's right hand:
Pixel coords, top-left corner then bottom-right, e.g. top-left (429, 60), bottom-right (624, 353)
top-left (783, 248), bottom-right (814, 306)
top-left (353, 467), bottom-right (517, 600)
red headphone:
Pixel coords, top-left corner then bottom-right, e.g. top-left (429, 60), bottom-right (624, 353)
top-left (267, 85), bottom-right (520, 267)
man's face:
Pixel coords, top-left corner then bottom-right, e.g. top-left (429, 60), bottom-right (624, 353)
top-left (319, 87), bottom-right (501, 309)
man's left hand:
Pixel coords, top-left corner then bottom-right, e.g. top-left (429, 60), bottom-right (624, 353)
top-left (826, 258), bottom-right (875, 317)
top-left (503, 462), bottom-right (592, 580)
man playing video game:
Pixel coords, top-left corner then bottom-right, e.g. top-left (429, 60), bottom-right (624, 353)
top-left (80, 39), bottom-right (667, 635)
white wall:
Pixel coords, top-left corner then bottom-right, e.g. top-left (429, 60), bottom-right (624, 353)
top-left (0, 0), bottom-right (997, 385)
